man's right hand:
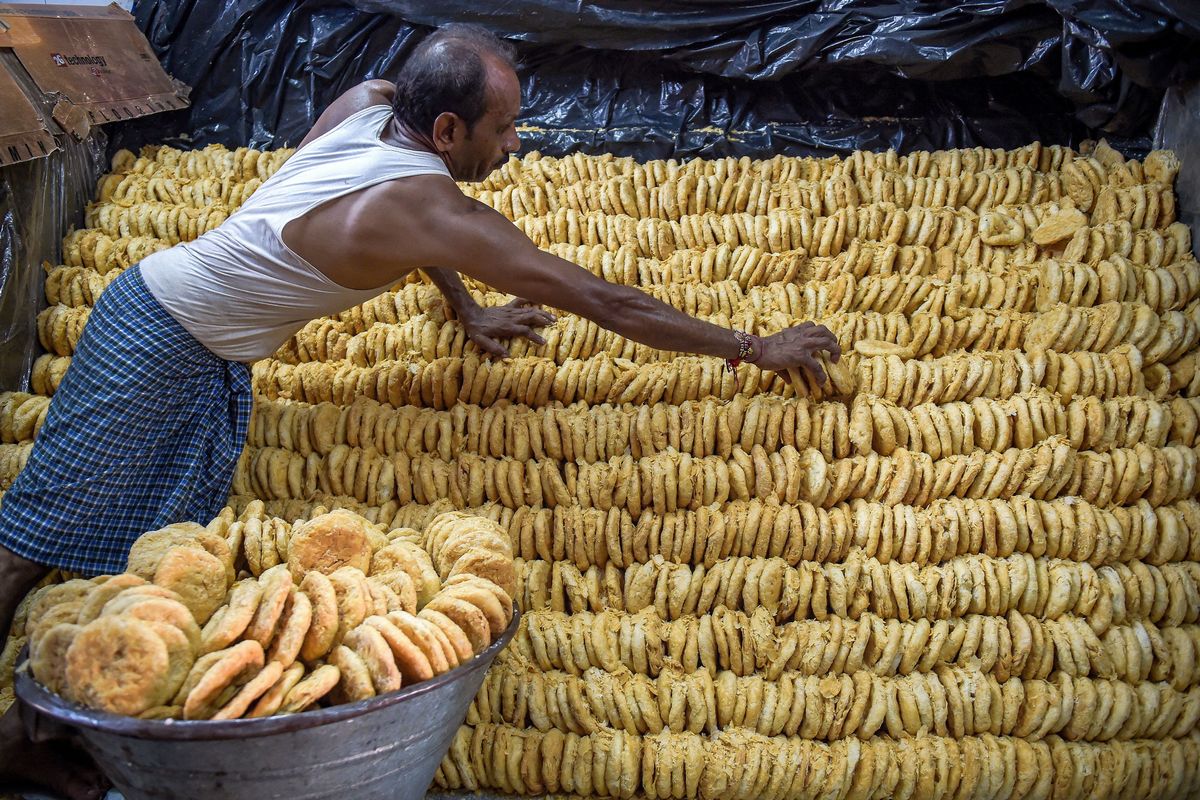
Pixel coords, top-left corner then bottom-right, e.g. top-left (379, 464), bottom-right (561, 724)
top-left (462, 298), bottom-right (557, 359)
top-left (752, 322), bottom-right (842, 384)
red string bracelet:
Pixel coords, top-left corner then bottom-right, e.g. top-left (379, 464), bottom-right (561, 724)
top-left (725, 330), bottom-right (759, 386)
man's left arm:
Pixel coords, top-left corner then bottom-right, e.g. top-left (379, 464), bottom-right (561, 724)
top-left (423, 267), bottom-right (555, 358)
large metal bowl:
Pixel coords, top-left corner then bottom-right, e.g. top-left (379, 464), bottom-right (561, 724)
top-left (15, 609), bottom-right (519, 800)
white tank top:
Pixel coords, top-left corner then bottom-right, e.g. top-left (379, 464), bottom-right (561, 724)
top-left (140, 105), bottom-right (451, 363)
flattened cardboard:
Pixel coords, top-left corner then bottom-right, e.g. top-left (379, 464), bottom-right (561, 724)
top-left (0, 59), bottom-right (55, 167)
top-left (0, 3), bottom-right (188, 165)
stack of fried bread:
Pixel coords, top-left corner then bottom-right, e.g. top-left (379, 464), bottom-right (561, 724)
top-left (2, 137), bottom-right (1200, 797)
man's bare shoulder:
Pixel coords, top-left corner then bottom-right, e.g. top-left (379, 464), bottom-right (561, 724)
top-left (332, 173), bottom-right (481, 269)
top-left (357, 79), bottom-right (396, 104)
top-left (334, 79), bottom-right (394, 110)
top-left (298, 80), bottom-right (397, 148)
top-left (369, 172), bottom-right (475, 219)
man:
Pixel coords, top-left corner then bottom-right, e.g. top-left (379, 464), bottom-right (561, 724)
top-left (0, 24), bottom-right (840, 797)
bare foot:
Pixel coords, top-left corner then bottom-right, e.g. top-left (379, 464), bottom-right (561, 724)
top-left (0, 704), bottom-right (109, 800)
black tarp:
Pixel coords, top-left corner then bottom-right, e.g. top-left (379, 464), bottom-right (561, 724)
top-left (122, 0), bottom-right (1200, 160)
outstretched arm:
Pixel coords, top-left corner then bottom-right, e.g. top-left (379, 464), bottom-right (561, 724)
top-left (416, 191), bottom-right (840, 379)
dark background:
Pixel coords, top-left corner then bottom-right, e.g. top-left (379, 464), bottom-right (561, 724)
top-left (121, 0), bottom-right (1200, 160)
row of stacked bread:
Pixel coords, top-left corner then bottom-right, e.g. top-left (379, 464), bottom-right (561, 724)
top-left (2, 138), bottom-right (1199, 798)
top-left (35, 259), bottom-right (1200, 365)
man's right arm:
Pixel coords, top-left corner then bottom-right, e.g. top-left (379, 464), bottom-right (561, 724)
top-left (398, 185), bottom-right (840, 378)
top-left (437, 200), bottom-right (745, 359)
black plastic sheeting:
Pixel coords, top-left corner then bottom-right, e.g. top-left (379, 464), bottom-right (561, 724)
top-left (0, 133), bottom-right (107, 390)
top-left (122, 0), bottom-right (1200, 160)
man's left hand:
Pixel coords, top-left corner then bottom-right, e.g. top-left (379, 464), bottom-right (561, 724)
top-left (460, 298), bottom-right (556, 358)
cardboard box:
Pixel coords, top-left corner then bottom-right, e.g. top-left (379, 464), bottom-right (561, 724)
top-left (0, 2), bottom-right (188, 166)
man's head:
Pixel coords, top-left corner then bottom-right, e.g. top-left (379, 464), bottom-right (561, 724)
top-left (393, 24), bottom-right (521, 182)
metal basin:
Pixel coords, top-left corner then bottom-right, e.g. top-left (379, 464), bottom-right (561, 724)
top-left (16, 609), bottom-right (519, 800)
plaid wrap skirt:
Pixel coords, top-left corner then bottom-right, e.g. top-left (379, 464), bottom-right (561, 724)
top-left (0, 265), bottom-right (251, 575)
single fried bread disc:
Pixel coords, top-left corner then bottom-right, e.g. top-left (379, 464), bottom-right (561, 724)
top-left (385, 610), bottom-right (450, 675)
top-left (213, 661), bottom-right (285, 720)
top-left (267, 589), bottom-right (312, 667)
top-left (364, 615), bottom-right (432, 685)
top-left (343, 623), bottom-right (402, 695)
top-left (298, 570), bottom-right (339, 661)
top-left (248, 662), bottom-right (306, 718)
top-left (244, 565), bottom-right (293, 648)
top-left (30, 622), bottom-right (80, 697)
top-left (65, 616), bottom-right (170, 715)
top-left (143, 620), bottom-right (194, 703)
top-left (280, 664), bottom-right (340, 713)
top-left (200, 578), bottom-right (264, 655)
top-left (153, 547), bottom-right (229, 624)
top-left (424, 595), bottom-right (491, 652)
top-left (286, 510), bottom-right (373, 581)
top-left (183, 640), bottom-right (265, 720)
top-left (327, 644), bottom-right (375, 704)
top-left (418, 608), bottom-right (474, 662)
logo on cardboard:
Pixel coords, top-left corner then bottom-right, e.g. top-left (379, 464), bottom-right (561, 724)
top-left (50, 53), bottom-right (108, 68)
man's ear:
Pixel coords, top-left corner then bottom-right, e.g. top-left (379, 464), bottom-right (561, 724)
top-left (431, 111), bottom-right (464, 152)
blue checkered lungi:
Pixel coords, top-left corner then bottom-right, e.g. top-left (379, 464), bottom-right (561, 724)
top-left (0, 264), bottom-right (251, 575)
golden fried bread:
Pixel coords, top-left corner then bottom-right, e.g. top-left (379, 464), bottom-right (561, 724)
top-left (183, 640), bottom-right (265, 720)
top-left (286, 509), bottom-right (373, 580)
top-left (152, 546), bottom-right (229, 624)
top-left (298, 570), bottom-right (339, 661)
top-left (65, 616), bottom-right (171, 715)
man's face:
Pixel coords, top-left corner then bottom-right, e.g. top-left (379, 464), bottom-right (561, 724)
top-left (447, 58), bottom-right (522, 182)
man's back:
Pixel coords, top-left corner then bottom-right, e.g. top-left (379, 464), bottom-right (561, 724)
top-left (139, 104), bottom-right (450, 363)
